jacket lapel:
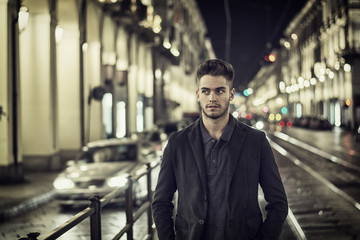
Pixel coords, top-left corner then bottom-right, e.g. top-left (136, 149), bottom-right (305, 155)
top-left (188, 120), bottom-right (208, 195)
top-left (227, 122), bottom-right (247, 190)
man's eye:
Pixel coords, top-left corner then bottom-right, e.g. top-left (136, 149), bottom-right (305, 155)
top-left (217, 90), bottom-right (225, 94)
top-left (202, 90), bottom-right (210, 94)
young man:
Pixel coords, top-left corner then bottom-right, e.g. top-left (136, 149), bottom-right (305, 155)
top-left (152, 59), bottom-right (288, 240)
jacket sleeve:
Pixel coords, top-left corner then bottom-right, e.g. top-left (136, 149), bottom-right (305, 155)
top-left (258, 134), bottom-right (288, 239)
top-left (152, 136), bottom-right (178, 240)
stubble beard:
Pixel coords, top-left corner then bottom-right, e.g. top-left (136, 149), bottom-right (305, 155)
top-left (202, 100), bottom-right (230, 120)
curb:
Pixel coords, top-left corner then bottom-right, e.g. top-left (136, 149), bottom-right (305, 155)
top-left (0, 191), bottom-right (55, 222)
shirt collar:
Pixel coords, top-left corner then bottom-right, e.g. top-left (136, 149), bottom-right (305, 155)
top-left (200, 115), bottom-right (235, 143)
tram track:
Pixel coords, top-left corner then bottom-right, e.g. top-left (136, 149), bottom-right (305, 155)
top-left (267, 131), bottom-right (360, 240)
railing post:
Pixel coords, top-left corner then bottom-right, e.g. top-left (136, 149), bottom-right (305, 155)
top-left (125, 175), bottom-right (134, 240)
top-left (146, 163), bottom-right (154, 239)
top-left (89, 196), bottom-right (102, 240)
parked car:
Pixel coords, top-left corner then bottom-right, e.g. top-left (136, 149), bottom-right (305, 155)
top-left (53, 138), bottom-right (160, 209)
top-left (131, 129), bottom-right (168, 156)
top-left (292, 116), bottom-right (333, 130)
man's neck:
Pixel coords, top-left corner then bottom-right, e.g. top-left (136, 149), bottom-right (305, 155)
top-left (202, 113), bottom-right (229, 140)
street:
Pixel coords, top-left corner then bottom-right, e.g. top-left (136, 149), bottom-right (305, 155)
top-left (1, 126), bottom-right (360, 240)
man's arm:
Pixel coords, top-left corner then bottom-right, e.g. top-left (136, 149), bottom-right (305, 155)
top-left (259, 135), bottom-right (288, 239)
top-left (152, 138), bottom-right (178, 240)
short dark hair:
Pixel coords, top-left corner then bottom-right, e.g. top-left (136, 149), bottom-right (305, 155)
top-left (196, 59), bottom-right (235, 88)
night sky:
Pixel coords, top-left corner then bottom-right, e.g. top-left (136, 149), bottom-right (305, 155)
top-left (196, 0), bottom-right (307, 91)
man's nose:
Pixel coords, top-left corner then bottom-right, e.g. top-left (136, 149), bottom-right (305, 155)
top-left (209, 92), bottom-right (217, 102)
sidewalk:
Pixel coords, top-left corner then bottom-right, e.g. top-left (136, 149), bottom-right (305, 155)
top-left (0, 171), bottom-right (58, 222)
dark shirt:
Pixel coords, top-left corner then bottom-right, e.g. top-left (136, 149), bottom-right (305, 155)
top-left (200, 116), bottom-right (235, 240)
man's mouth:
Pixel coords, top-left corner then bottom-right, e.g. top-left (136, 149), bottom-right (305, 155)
top-left (207, 105), bottom-right (220, 109)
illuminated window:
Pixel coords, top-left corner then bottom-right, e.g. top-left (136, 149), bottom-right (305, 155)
top-left (102, 93), bottom-right (113, 137)
top-left (136, 100), bottom-right (144, 132)
top-left (116, 101), bottom-right (126, 138)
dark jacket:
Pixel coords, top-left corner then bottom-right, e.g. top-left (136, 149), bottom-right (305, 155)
top-left (152, 117), bottom-right (288, 240)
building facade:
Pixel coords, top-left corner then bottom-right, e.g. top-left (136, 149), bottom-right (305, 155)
top-left (0, 0), bottom-right (214, 182)
top-left (247, 0), bottom-right (360, 132)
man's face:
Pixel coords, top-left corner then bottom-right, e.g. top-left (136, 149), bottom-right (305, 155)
top-left (196, 75), bottom-right (235, 120)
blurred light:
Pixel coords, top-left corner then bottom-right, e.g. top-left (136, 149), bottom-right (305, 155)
top-left (155, 69), bottom-right (162, 79)
top-left (55, 25), bottom-right (64, 44)
top-left (116, 101), bottom-right (126, 138)
top-left (255, 121), bottom-right (264, 130)
top-left (82, 42), bottom-right (88, 52)
top-left (335, 61), bottom-right (340, 70)
top-left (163, 40), bottom-right (171, 49)
top-left (18, 6), bottom-right (29, 32)
top-left (107, 175), bottom-right (128, 188)
top-left (243, 89), bottom-right (249, 96)
top-left (328, 71), bottom-right (334, 79)
top-left (232, 111), bottom-right (239, 118)
top-left (268, 54), bottom-right (276, 62)
top-left (344, 63), bottom-right (351, 72)
top-left (286, 121), bottom-right (292, 127)
top-left (304, 80), bottom-right (310, 87)
top-left (310, 78), bottom-right (317, 85)
top-left (276, 97), bottom-right (283, 105)
top-left (275, 114), bottom-right (282, 121)
top-left (269, 113), bottom-right (275, 121)
top-left (284, 41), bottom-right (291, 49)
top-left (53, 177), bottom-right (75, 190)
top-left (291, 33), bottom-right (298, 40)
top-left (319, 75), bottom-right (325, 82)
top-left (246, 113), bottom-right (252, 120)
top-left (345, 99), bottom-right (351, 107)
top-left (279, 121), bottom-right (285, 127)
top-left (279, 81), bottom-right (285, 91)
top-left (116, 59), bottom-right (128, 71)
top-left (247, 88), bottom-right (253, 95)
top-left (152, 15), bottom-right (162, 33)
top-left (262, 106), bottom-right (269, 113)
top-left (137, 100), bottom-right (144, 132)
top-left (335, 102), bottom-right (341, 127)
top-left (170, 47), bottom-right (180, 57)
top-left (320, 67), bottom-right (325, 75)
top-left (286, 86), bottom-right (292, 93)
top-left (141, 0), bottom-right (151, 5)
top-left (80, 165), bottom-right (88, 171)
top-left (296, 103), bottom-right (302, 118)
top-left (281, 107), bottom-right (288, 114)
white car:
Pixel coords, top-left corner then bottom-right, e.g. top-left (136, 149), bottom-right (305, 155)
top-left (53, 138), bottom-right (160, 209)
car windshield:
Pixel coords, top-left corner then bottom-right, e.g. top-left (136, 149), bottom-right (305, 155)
top-left (79, 144), bottom-right (138, 163)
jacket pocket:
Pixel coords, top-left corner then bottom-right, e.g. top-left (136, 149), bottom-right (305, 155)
top-left (175, 215), bottom-right (188, 240)
top-left (246, 215), bottom-right (263, 239)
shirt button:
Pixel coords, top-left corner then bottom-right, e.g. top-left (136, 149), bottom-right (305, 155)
top-left (199, 219), bottom-right (204, 224)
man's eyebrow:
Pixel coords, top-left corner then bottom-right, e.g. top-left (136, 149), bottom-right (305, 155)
top-left (200, 87), bottom-right (227, 90)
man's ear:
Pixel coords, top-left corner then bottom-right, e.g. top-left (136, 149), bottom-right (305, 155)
top-left (230, 88), bottom-right (235, 101)
top-left (196, 89), bottom-right (200, 101)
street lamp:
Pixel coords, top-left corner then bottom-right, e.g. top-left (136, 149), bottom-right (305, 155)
top-left (18, 6), bottom-right (29, 32)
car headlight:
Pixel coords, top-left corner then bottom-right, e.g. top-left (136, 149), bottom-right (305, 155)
top-left (53, 177), bottom-right (75, 190)
top-left (107, 175), bottom-right (128, 188)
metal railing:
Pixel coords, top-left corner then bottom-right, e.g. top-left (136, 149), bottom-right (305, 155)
top-left (19, 161), bottom-right (160, 240)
